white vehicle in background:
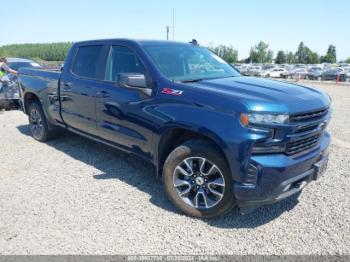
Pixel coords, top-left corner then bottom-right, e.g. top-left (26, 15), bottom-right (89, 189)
top-left (338, 63), bottom-right (349, 68)
top-left (259, 67), bottom-right (289, 78)
top-left (245, 65), bottom-right (263, 76)
top-left (345, 68), bottom-right (350, 82)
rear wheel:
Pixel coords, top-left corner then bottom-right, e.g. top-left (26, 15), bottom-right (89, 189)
top-left (162, 140), bottom-right (235, 218)
top-left (28, 101), bottom-right (56, 142)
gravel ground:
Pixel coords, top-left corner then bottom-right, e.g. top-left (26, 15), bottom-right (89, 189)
top-left (0, 82), bottom-right (349, 255)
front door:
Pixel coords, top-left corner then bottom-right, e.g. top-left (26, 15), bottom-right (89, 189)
top-left (95, 45), bottom-right (155, 159)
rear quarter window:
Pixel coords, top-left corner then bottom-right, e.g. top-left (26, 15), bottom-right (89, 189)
top-left (72, 45), bottom-right (103, 79)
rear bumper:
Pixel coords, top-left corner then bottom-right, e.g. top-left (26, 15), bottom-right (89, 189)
top-left (234, 132), bottom-right (330, 213)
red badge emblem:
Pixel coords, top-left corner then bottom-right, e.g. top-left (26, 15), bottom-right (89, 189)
top-left (161, 88), bottom-right (183, 96)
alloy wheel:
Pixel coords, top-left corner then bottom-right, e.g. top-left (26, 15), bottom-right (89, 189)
top-left (173, 157), bottom-right (225, 209)
top-left (30, 108), bottom-right (44, 139)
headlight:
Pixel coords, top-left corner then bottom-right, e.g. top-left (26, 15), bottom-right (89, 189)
top-left (240, 113), bottom-right (289, 126)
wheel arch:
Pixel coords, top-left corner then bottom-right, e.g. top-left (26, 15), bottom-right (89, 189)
top-left (156, 126), bottom-right (229, 178)
top-left (23, 92), bottom-right (40, 115)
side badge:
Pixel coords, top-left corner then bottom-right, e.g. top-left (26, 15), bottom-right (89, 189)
top-left (161, 88), bottom-right (183, 96)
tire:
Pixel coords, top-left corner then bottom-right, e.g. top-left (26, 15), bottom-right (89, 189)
top-left (162, 140), bottom-right (235, 218)
top-left (28, 101), bottom-right (55, 142)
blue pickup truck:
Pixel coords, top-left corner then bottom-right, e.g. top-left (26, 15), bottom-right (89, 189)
top-left (18, 39), bottom-right (331, 218)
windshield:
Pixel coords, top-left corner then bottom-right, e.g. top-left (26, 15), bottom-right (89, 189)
top-left (143, 43), bottom-right (240, 82)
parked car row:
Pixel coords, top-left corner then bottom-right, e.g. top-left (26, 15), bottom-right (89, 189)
top-left (235, 63), bottom-right (350, 82)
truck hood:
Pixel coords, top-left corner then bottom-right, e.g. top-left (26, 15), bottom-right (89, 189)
top-left (184, 76), bottom-right (330, 113)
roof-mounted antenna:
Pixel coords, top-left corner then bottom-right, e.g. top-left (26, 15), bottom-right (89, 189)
top-left (189, 39), bottom-right (199, 46)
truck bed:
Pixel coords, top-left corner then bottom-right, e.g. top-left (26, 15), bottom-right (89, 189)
top-left (19, 67), bottom-right (61, 79)
top-left (19, 67), bottom-right (62, 123)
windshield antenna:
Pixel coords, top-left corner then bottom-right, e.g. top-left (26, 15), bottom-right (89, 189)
top-left (189, 39), bottom-right (199, 46)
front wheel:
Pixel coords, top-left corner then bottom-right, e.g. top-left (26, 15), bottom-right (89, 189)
top-left (162, 140), bottom-right (235, 218)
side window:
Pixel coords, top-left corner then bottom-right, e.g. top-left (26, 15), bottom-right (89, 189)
top-left (105, 46), bottom-right (145, 81)
top-left (72, 45), bottom-right (103, 79)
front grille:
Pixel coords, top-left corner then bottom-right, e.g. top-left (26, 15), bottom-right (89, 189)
top-left (290, 107), bottom-right (329, 122)
top-left (285, 134), bottom-right (322, 155)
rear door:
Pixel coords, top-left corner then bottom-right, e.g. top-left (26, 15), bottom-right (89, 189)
top-left (60, 44), bottom-right (106, 135)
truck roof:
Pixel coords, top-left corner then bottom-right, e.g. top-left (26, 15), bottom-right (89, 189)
top-left (74, 38), bottom-right (193, 47)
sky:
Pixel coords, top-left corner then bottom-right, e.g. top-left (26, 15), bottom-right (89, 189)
top-left (3, 0), bottom-right (350, 60)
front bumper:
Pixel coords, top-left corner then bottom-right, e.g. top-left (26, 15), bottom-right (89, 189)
top-left (234, 132), bottom-right (330, 214)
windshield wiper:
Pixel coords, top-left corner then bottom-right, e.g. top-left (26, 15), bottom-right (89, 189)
top-left (176, 75), bottom-right (238, 83)
top-left (180, 78), bottom-right (203, 83)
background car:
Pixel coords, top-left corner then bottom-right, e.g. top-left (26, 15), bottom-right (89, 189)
top-left (307, 67), bottom-right (323, 80)
top-left (345, 68), bottom-right (350, 82)
top-left (321, 68), bottom-right (346, 81)
top-left (259, 67), bottom-right (288, 78)
top-left (6, 57), bottom-right (42, 71)
top-left (0, 58), bottom-right (42, 110)
top-left (291, 68), bottom-right (308, 79)
top-left (245, 65), bottom-right (263, 76)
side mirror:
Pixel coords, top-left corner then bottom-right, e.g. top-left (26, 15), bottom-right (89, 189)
top-left (117, 73), bottom-right (148, 88)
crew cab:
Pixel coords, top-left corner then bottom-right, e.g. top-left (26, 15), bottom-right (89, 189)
top-left (18, 39), bottom-right (331, 218)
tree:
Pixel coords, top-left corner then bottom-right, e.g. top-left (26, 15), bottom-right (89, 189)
top-left (275, 51), bottom-right (286, 64)
top-left (295, 42), bottom-right (310, 64)
top-left (309, 52), bottom-right (320, 64)
top-left (248, 41), bottom-right (274, 63)
top-left (327, 45), bottom-right (336, 62)
top-left (320, 45), bottom-right (337, 63)
top-left (294, 42), bottom-right (320, 64)
top-left (0, 42), bottom-right (72, 61)
top-left (286, 51), bottom-right (295, 64)
top-left (346, 58), bottom-right (350, 63)
top-left (295, 42), bottom-right (304, 63)
top-left (209, 44), bottom-right (238, 64)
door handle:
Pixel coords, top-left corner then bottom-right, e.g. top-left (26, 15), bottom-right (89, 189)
top-left (62, 82), bottom-right (72, 90)
top-left (96, 90), bottom-right (110, 98)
